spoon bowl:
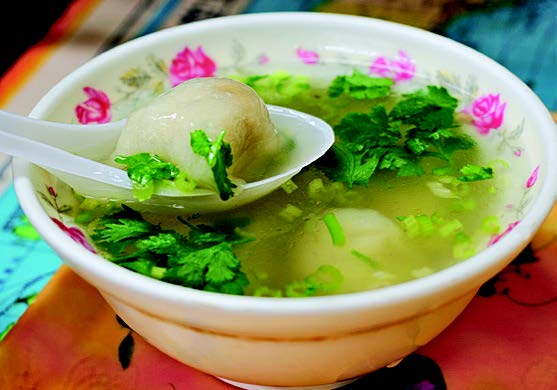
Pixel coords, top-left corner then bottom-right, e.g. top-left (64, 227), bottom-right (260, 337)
top-left (1, 105), bottom-right (333, 213)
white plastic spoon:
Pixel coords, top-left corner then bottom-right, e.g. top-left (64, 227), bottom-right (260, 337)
top-left (1, 106), bottom-right (334, 213)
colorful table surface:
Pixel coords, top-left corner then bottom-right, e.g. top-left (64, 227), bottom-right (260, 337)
top-left (1, 1), bottom-right (556, 388)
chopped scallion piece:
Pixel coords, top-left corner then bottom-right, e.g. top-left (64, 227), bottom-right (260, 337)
top-left (253, 286), bottom-right (283, 297)
top-left (439, 219), bottom-right (464, 238)
top-left (452, 233), bottom-right (476, 259)
top-left (280, 179), bottom-right (299, 194)
top-left (150, 266), bottom-right (166, 280)
top-left (481, 216), bottom-right (501, 235)
top-left (322, 212), bottom-right (346, 246)
top-left (351, 249), bottom-right (380, 269)
top-left (308, 178), bottom-right (325, 198)
top-left (279, 204), bottom-right (303, 222)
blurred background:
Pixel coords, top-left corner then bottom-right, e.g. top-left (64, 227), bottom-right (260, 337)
top-left (3, 0), bottom-right (555, 110)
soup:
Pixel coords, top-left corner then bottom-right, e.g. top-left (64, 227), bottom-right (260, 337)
top-left (75, 69), bottom-right (507, 297)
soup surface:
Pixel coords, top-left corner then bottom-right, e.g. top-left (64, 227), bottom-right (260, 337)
top-left (76, 69), bottom-right (507, 297)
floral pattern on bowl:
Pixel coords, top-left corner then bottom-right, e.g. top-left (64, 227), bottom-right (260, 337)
top-left (42, 41), bottom-right (540, 259)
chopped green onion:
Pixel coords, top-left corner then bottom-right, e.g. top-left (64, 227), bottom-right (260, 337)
top-left (322, 212), bottom-right (346, 246)
top-left (79, 198), bottom-right (104, 211)
top-left (351, 249), bottom-right (380, 269)
top-left (285, 280), bottom-right (316, 297)
top-left (75, 211), bottom-right (95, 224)
top-left (305, 265), bottom-right (344, 294)
top-left (481, 216), bottom-right (501, 235)
top-left (427, 181), bottom-right (460, 199)
top-left (150, 266), bottom-right (166, 280)
top-left (253, 286), bottom-right (283, 297)
top-left (439, 219), bottom-right (464, 238)
top-left (452, 233), bottom-right (476, 259)
top-left (171, 171), bottom-right (197, 193)
top-left (284, 265), bottom-right (344, 297)
top-left (308, 178), bottom-right (325, 198)
top-left (451, 198), bottom-right (477, 212)
top-left (280, 179), bottom-right (299, 194)
top-left (411, 266), bottom-right (435, 278)
top-left (279, 204), bottom-right (303, 222)
top-left (398, 215), bottom-right (436, 239)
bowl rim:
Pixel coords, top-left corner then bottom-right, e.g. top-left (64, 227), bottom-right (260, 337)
top-left (13, 11), bottom-right (557, 316)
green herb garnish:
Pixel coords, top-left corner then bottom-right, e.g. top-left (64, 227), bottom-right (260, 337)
top-left (233, 71), bottom-right (311, 106)
top-left (90, 205), bottom-right (250, 295)
top-left (390, 85), bottom-right (458, 130)
top-left (284, 265), bottom-right (344, 297)
top-left (190, 130), bottom-right (236, 201)
top-left (458, 164), bottom-right (494, 182)
top-left (115, 153), bottom-right (182, 201)
top-left (116, 129), bottom-right (235, 202)
top-left (328, 69), bottom-right (394, 100)
top-left (320, 85), bottom-right (475, 187)
top-left (322, 105), bottom-right (419, 187)
top-left (322, 212), bottom-right (346, 246)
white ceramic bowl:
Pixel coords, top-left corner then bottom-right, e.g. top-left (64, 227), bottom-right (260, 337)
top-left (13, 12), bottom-right (557, 389)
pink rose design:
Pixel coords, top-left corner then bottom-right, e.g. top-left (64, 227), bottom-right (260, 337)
top-left (488, 220), bottom-right (520, 246)
top-left (51, 217), bottom-right (96, 253)
top-left (296, 47), bottom-right (319, 65)
top-left (48, 186), bottom-right (57, 197)
top-left (465, 93), bottom-right (506, 135)
top-left (526, 165), bottom-right (539, 188)
top-left (258, 54), bottom-right (270, 65)
top-left (169, 46), bottom-right (216, 87)
top-left (369, 57), bottom-right (390, 78)
top-left (369, 50), bottom-right (415, 83)
top-left (75, 87), bottom-right (111, 124)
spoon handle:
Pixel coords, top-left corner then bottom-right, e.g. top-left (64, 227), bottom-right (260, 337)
top-left (0, 129), bottom-right (132, 189)
top-left (0, 110), bottom-right (124, 159)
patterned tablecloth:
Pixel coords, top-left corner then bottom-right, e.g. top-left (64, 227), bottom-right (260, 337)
top-left (1, 1), bottom-right (556, 388)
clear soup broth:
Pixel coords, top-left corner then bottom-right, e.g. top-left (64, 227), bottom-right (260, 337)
top-left (74, 66), bottom-right (516, 297)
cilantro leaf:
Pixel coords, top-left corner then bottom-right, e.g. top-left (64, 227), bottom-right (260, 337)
top-left (334, 105), bottom-right (400, 148)
top-left (326, 143), bottom-right (382, 187)
top-left (436, 135), bottom-right (475, 160)
top-left (87, 205), bottom-right (251, 295)
top-left (202, 243), bottom-right (241, 284)
top-left (178, 216), bottom-right (254, 247)
top-left (190, 130), bottom-right (237, 201)
top-left (136, 232), bottom-right (181, 254)
top-left (164, 242), bottom-right (242, 289)
top-left (328, 69), bottom-right (394, 100)
top-left (322, 105), bottom-right (407, 187)
top-left (319, 83), bottom-right (479, 186)
top-left (233, 71), bottom-right (311, 106)
top-left (379, 148), bottom-right (423, 176)
top-left (91, 205), bottom-right (157, 256)
top-left (405, 127), bottom-right (474, 162)
top-left (458, 164), bottom-right (494, 182)
top-left (95, 219), bottom-right (154, 243)
top-left (164, 250), bottom-right (207, 288)
top-left (115, 153), bottom-right (181, 201)
top-left (389, 86), bottom-right (458, 130)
